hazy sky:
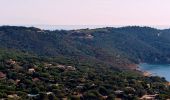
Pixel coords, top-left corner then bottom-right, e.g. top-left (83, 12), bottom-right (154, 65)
top-left (0, 0), bottom-right (170, 25)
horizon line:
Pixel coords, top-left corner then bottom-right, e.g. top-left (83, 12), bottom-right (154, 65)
top-left (0, 24), bottom-right (170, 30)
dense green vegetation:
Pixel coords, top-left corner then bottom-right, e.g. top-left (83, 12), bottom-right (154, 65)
top-left (1, 26), bottom-right (170, 65)
top-left (1, 26), bottom-right (170, 99)
top-left (0, 49), bottom-right (170, 100)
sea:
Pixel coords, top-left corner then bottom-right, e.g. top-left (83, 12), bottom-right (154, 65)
top-left (2, 25), bottom-right (169, 30)
top-left (139, 63), bottom-right (170, 81)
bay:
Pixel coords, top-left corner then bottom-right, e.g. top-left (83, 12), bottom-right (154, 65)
top-left (139, 63), bottom-right (170, 81)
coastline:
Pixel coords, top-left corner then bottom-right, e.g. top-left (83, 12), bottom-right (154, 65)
top-left (135, 64), bottom-right (152, 77)
top-left (127, 63), bottom-right (152, 77)
top-left (136, 63), bottom-right (170, 82)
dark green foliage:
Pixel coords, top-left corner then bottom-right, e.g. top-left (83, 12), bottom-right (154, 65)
top-left (0, 50), bottom-right (169, 99)
top-left (1, 26), bottom-right (170, 65)
top-left (0, 26), bottom-right (170, 99)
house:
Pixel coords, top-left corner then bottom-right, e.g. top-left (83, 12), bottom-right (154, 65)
top-left (32, 78), bottom-right (40, 82)
top-left (0, 72), bottom-right (6, 79)
top-left (140, 94), bottom-right (159, 100)
top-left (44, 63), bottom-right (53, 68)
top-left (6, 59), bottom-right (16, 65)
top-left (8, 94), bottom-right (19, 99)
top-left (76, 85), bottom-right (84, 90)
top-left (46, 92), bottom-right (53, 95)
top-left (147, 84), bottom-right (151, 88)
top-left (49, 83), bottom-right (59, 87)
top-left (114, 90), bottom-right (124, 98)
top-left (15, 79), bottom-right (21, 84)
top-left (86, 34), bottom-right (94, 39)
top-left (28, 68), bottom-right (35, 73)
top-left (114, 90), bottom-right (124, 94)
top-left (66, 66), bottom-right (76, 71)
top-left (27, 94), bottom-right (39, 97)
top-left (167, 82), bottom-right (170, 86)
top-left (143, 71), bottom-right (152, 77)
top-left (90, 83), bottom-right (97, 88)
top-left (57, 65), bottom-right (65, 69)
top-left (101, 96), bottom-right (108, 99)
top-left (125, 87), bottom-right (136, 92)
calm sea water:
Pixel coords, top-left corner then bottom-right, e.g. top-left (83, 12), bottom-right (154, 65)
top-left (33, 25), bottom-right (170, 30)
top-left (139, 63), bottom-right (170, 81)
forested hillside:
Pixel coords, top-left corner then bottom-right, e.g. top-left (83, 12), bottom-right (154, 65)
top-left (0, 49), bottom-right (170, 99)
top-left (1, 26), bottom-right (170, 99)
top-left (1, 26), bottom-right (170, 66)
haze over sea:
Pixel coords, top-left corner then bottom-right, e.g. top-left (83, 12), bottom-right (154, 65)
top-left (2, 25), bottom-right (169, 30)
top-left (32, 25), bottom-right (170, 30)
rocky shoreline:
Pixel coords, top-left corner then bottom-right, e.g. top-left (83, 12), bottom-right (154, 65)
top-left (136, 63), bottom-right (170, 82)
top-left (135, 65), bottom-right (152, 77)
top-left (127, 63), bottom-right (153, 77)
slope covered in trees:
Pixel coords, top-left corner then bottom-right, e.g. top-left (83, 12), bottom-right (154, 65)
top-left (0, 49), bottom-right (170, 99)
top-left (1, 26), bottom-right (170, 99)
top-left (1, 26), bottom-right (170, 66)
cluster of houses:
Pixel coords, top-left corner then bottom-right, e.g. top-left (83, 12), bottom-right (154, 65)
top-left (2, 92), bottom-right (54, 100)
top-left (44, 63), bottom-right (76, 71)
top-left (4, 59), bottom-right (77, 75)
top-left (113, 88), bottom-right (160, 100)
top-left (71, 30), bottom-right (94, 39)
top-left (1, 59), bottom-right (170, 100)
top-left (58, 65), bottom-right (76, 71)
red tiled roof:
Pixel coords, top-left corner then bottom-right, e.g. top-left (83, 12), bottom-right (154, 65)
top-left (0, 72), bottom-right (6, 78)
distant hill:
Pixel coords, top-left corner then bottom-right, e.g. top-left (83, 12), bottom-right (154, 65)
top-left (1, 26), bottom-right (170, 69)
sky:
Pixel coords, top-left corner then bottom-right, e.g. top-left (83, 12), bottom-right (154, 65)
top-left (0, 0), bottom-right (170, 26)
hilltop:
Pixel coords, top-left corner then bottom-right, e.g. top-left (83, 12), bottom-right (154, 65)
top-left (1, 26), bottom-right (170, 66)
